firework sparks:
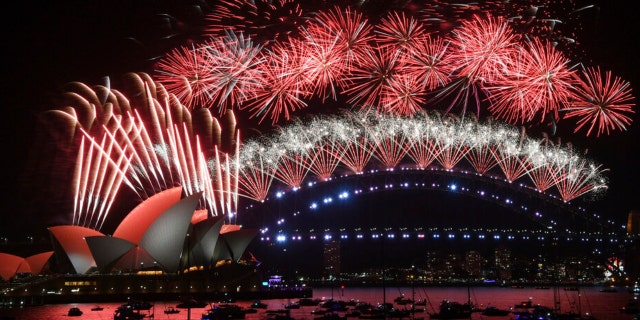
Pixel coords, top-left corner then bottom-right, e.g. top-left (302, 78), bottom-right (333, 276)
top-left (154, 44), bottom-right (215, 110)
top-left (563, 66), bottom-right (636, 137)
top-left (237, 110), bottom-right (608, 203)
top-left (375, 11), bottom-right (429, 54)
top-left (48, 73), bottom-right (241, 230)
top-left (155, 3), bottom-right (634, 134)
top-left (155, 31), bottom-right (265, 115)
top-left (436, 13), bottom-right (520, 117)
top-left (38, 0), bottom-right (635, 232)
top-left (240, 40), bottom-right (312, 124)
top-left (204, 0), bottom-right (306, 46)
top-left (341, 45), bottom-right (407, 112)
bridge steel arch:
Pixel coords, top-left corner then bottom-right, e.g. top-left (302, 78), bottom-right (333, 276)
top-left (239, 168), bottom-right (635, 280)
top-left (235, 110), bottom-right (635, 279)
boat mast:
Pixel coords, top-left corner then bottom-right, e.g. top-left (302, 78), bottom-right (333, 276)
top-left (381, 232), bottom-right (386, 309)
top-left (411, 265), bottom-right (415, 320)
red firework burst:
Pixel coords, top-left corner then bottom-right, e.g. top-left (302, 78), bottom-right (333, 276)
top-left (380, 73), bottom-right (427, 116)
top-left (563, 66), bottom-right (636, 137)
top-left (204, 0), bottom-right (305, 46)
top-left (484, 49), bottom-right (534, 125)
top-left (404, 35), bottom-right (452, 91)
top-left (515, 37), bottom-right (577, 124)
top-left (310, 5), bottom-right (375, 67)
top-left (375, 11), bottom-right (428, 54)
top-left (197, 31), bottom-right (265, 116)
top-left (342, 45), bottom-right (407, 112)
top-left (295, 29), bottom-right (347, 102)
top-left (437, 13), bottom-right (520, 116)
top-left (240, 40), bottom-right (312, 125)
top-left (154, 44), bottom-right (215, 110)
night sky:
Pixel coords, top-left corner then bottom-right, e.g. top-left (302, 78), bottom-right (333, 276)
top-left (1, 0), bottom-right (638, 244)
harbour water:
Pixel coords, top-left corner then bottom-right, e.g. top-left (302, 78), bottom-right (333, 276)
top-left (0, 286), bottom-right (637, 320)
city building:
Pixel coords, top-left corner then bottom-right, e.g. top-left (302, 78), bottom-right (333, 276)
top-left (323, 239), bottom-right (341, 278)
top-left (628, 210), bottom-right (640, 235)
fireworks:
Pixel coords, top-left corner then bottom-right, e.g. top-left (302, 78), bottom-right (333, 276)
top-left (155, 31), bottom-right (265, 115)
top-left (153, 2), bottom-right (634, 134)
top-left (236, 110), bottom-right (608, 203)
top-left (203, 0), bottom-right (307, 46)
top-left (563, 66), bottom-right (636, 137)
top-left (37, 0), bottom-right (635, 230)
top-left (44, 73), bottom-right (240, 230)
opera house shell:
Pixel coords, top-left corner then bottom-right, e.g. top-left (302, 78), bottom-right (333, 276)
top-left (0, 252), bottom-right (53, 282)
top-left (1, 186), bottom-right (259, 280)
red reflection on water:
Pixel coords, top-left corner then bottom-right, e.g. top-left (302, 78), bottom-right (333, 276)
top-left (0, 286), bottom-right (636, 320)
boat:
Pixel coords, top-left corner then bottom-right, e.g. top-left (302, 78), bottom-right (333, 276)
top-left (91, 305), bottom-right (104, 311)
top-left (393, 294), bottom-right (413, 305)
top-left (265, 308), bottom-right (295, 320)
top-left (514, 300), bottom-right (533, 309)
top-left (114, 305), bottom-right (146, 320)
top-left (429, 300), bottom-right (473, 319)
top-left (512, 305), bottom-right (555, 320)
top-left (164, 306), bottom-right (180, 314)
top-left (481, 306), bottom-right (510, 316)
top-left (67, 307), bottom-right (83, 316)
top-left (351, 302), bottom-right (383, 319)
top-left (284, 301), bottom-right (301, 309)
top-left (429, 285), bottom-right (478, 319)
top-left (512, 299), bottom-right (538, 319)
top-left (202, 304), bottom-right (247, 320)
top-left (250, 300), bottom-right (268, 309)
top-left (299, 298), bottom-right (321, 306)
top-left (266, 314), bottom-right (295, 320)
top-left (318, 299), bottom-right (349, 312)
top-left (125, 299), bottom-right (154, 310)
top-left (619, 298), bottom-right (640, 314)
top-left (553, 285), bottom-right (593, 319)
top-left (177, 297), bottom-right (208, 309)
top-left (266, 309), bottom-right (292, 315)
top-left (413, 299), bottom-right (427, 306)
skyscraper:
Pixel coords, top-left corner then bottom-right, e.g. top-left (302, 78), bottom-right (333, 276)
top-left (323, 240), bottom-right (340, 278)
top-left (627, 210), bottom-right (640, 235)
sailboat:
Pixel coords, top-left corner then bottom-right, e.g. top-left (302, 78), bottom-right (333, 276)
top-left (429, 299), bottom-right (472, 319)
top-left (552, 286), bottom-right (597, 320)
top-left (428, 287), bottom-right (477, 319)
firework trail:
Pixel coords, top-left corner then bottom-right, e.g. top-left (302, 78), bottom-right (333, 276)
top-left (43, 73), bottom-right (241, 230)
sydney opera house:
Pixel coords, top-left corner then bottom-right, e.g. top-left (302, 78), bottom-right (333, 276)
top-left (0, 187), bottom-right (264, 304)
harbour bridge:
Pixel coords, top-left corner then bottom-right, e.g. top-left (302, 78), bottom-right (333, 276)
top-left (238, 167), bottom-right (638, 281)
top-left (232, 112), bottom-right (639, 282)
